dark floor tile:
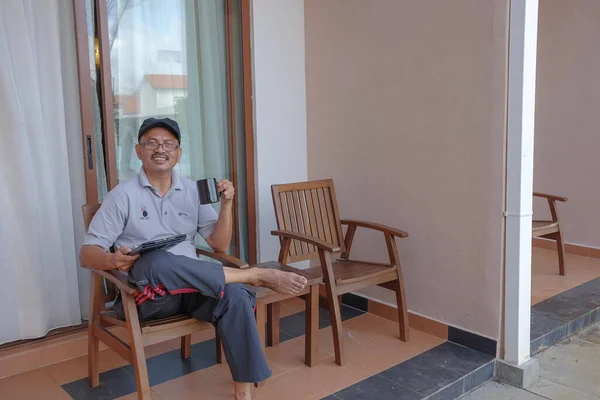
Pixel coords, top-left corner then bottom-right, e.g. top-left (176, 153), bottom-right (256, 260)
top-left (279, 330), bottom-right (296, 343)
top-left (62, 367), bottom-right (137, 400)
top-left (530, 336), bottom-right (543, 356)
top-left (531, 324), bottom-right (569, 355)
top-left (341, 293), bottom-right (369, 312)
top-left (533, 293), bottom-right (596, 322)
top-left (279, 311), bottom-right (308, 338)
top-left (448, 327), bottom-right (497, 356)
top-left (462, 361), bottom-right (494, 394)
top-left (318, 304), bottom-right (365, 329)
top-left (321, 395), bottom-right (342, 400)
top-left (424, 379), bottom-right (463, 400)
top-left (417, 342), bottom-right (494, 376)
top-left (123, 339), bottom-right (218, 386)
top-left (379, 355), bottom-right (462, 396)
top-left (530, 310), bottom-right (568, 340)
top-left (334, 374), bottom-right (422, 400)
top-left (567, 311), bottom-right (596, 336)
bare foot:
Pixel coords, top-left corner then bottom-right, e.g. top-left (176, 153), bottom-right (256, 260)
top-left (234, 382), bottom-right (254, 400)
top-left (256, 268), bottom-right (307, 295)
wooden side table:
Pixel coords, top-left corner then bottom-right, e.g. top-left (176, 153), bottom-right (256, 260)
top-left (249, 261), bottom-right (323, 367)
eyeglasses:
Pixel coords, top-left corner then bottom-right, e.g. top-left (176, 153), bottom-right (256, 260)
top-left (141, 140), bottom-right (179, 152)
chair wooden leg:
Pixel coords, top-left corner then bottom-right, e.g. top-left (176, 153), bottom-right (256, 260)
top-left (215, 328), bottom-right (224, 364)
top-left (122, 294), bottom-right (151, 400)
top-left (326, 282), bottom-right (345, 366)
top-left (181, 335), bottom-right (191, 359)
top-left (556, 231), bottom-right (566, 276)
top-left (394, 274), bottom-right (410, 342)
top-left (255, 301), bottom-right (266, 350)
top-left (88, 273), bottom-right (103, 388)
top-left (318, 251), bottom-right (345, 366)
top-left (305, 284), bottom-right (319, 367)
top-left (266, 303), bottom-right (280, 347)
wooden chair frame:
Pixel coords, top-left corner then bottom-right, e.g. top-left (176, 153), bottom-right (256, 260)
top-left (270, 180), bottom-right (410, 366)
top-left (533, 192), bottom-right (568, 276)
top-left (83, 204), bottom-right (248, 399)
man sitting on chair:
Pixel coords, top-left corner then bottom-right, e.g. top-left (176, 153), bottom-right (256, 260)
top-left (80, 117), bottom-right (307, 400)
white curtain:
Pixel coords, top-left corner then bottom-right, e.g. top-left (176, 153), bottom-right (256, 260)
top-left (185, 0), bottom-right (230, 182)
top-left (0, 0), bottom-right (81, 344)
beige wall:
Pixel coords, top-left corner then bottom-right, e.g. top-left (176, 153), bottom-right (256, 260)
top-left (305, 0), bottom-right (509, 339)
top-left (534, 0), bottom-right (600, 249)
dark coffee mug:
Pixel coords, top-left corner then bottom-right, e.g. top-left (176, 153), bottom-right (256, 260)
top-left (196, 178), bottom-right (220, 204)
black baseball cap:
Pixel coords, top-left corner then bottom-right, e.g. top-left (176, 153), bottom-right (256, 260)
top-left (138, 117), bottom-right (181, 143)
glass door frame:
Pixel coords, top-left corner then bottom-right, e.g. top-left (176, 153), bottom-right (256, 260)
top-left (72, 0), bottom-right (258, 264)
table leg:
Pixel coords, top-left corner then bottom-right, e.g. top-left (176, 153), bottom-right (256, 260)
top-left (305, 284), bottom-right (319, 367)
top-left (255, 301), bottom-right (266, 350)
top-left (267, 303), bottom-right (280, 347)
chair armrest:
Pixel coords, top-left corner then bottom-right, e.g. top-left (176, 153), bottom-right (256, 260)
top-left (196, 248), bottom-right (249, 269)
top-left (82, 266), bottom-right (138, 295)
top-left (271, 230), bottom-right (340, 253)
top-left (533, 192), bottom-right (567, 202)
top-left (341, 219), bottom-right (409, 238)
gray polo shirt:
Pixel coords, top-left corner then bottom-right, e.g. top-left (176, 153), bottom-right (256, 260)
top-left (84, 168), bottom-right (218, 259)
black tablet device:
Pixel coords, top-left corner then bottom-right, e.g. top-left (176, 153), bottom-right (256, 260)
top-left (129, 234), bottom-right (187, 256)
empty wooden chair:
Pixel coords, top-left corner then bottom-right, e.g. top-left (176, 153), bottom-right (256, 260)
top-left (533, 192), bottom-right (568, 276)
top-left (270, 179), bottom-right (410, 366)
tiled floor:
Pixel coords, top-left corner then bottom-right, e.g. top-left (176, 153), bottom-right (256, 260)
top-left (1, 247), bottom-right (597, 400)
top-left (0, 299), bottom-right (495, 400)
top-left (530, 248), bottom-right (600, 355)
top-left (531, 247), bottom-right (600, 305)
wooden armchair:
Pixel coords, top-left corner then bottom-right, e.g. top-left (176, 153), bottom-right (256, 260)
top-left (270, 180), bottom-right (410, 366)
top-left (533, 192), bottom-right (568, 276)
top-left (82, 204), bottom-right (248, 400)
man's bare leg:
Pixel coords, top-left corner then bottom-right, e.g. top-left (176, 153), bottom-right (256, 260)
top-left (223, 267), bottom-right (307, 295)
top-left (233, 381), bottom-right (254, 400)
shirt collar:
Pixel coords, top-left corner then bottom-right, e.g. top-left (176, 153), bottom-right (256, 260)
top-left (138, 167), bottom-right (184, 191)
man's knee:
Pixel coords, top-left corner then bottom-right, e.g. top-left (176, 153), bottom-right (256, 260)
top-left (222, 283), bottom-right (256, 310)
top-left (135, 250), bottom-right (174, 273)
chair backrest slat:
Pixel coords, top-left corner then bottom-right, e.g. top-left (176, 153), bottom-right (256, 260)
top-left (271, 180), bottom-right (345, 263)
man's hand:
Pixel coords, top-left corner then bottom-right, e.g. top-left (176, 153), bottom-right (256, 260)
top-left (112, 245), bottom-right (140, 272)
top-left (218, 179), bottom-right (235, 204)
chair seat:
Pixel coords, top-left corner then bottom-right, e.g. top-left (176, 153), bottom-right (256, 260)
top-left (301, 260), bottom-right (397, 286)
top-left (533, 220), bottom-right (559, 237)
top-left (100, 310), bottom-right (212, 334)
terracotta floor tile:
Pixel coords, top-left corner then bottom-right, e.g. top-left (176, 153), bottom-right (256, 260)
top-left (0, 369), bottom-right (71, 400)
top-left (41, 348), bottom-right (128, 385)
top-left (315, 313), bottom-right (442, 356)
top-left (264, 335), bottom-right (332, 377)
top-left (144, 342), bottom-right (178, 358)
top-left (252, 370), bottom-right (329, 400)
top-left (152, 368), bottom-right (231, 400)
top-left (343, 339), bottom-right (419, 373)
top-left (163, 327), bottom-right (216, 349)
top-left (289, 355), bottom-right (373, 394)
top-left (532, 248), bottom-right (600, 304)
top-left (116, 389), bottom-right (165, 400)
top-left (204, 360), bottom-right (235, 382)
top-left (280, 297), bottom-right (306, 317)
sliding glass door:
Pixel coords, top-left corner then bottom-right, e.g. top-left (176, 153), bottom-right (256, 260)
top-left (74, 0), bottom-right (255, 261)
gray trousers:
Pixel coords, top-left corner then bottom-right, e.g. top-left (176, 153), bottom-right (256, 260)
top-left (118, 250), bottom-right (272, 383)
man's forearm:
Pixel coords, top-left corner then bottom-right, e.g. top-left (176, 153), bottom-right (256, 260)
top-left (80, 245), bottom-right (116, 271)
top-left (207, 202), bottom-right (233, 252)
